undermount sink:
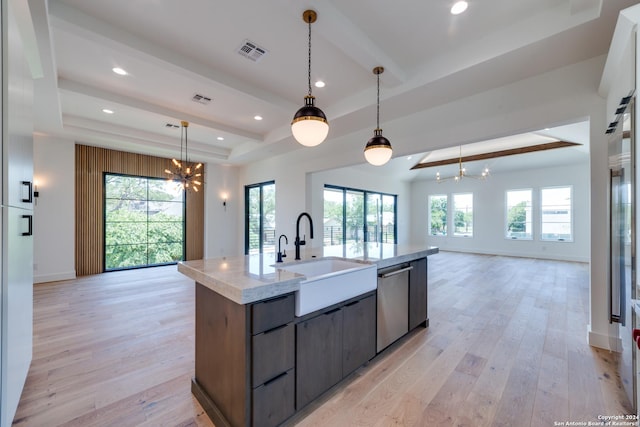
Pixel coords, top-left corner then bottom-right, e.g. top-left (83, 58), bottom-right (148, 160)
top-left (277, 259), bottom-right (377, 316)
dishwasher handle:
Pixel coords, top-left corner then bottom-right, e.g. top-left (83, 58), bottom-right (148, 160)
top-left (379, 265), bottom-right (413, 279)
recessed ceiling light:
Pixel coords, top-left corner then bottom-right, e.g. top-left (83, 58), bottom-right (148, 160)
top-left (315, 81), bottom-right (325, 88)
top-left (112, 67), bottom-right (128, 76)
top-left (217, 136), bottom-right (224, 141)
top-left (451, 1), bottom-right (468, 15)
top-left (102, 109), bottom-right (114, 114)
top-left (407, 156), bottom-right (413, 160)
top-left (254, 115), bottom-right (263, 121)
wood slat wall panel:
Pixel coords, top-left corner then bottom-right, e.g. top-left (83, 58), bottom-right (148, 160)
top-left (75, 145), bottom-right (204, 276)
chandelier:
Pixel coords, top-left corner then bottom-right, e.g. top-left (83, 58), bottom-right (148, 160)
top-left (165, 120), bottom-right (203, 192)
top-left (436, 146), bottom-right (489, 183)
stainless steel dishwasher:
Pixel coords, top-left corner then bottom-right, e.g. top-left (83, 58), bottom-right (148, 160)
top-left (376, 263), bottom-right (413, 352)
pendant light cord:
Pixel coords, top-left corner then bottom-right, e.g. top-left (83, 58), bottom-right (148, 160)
top-left (307, 17), bottom-right (312, 96)
top-left (180, 123), bottom-right (185, 164)
top-left (184, 124), bottom-right (188, 163)
top-left (376, 73), bottom-right (380, 129)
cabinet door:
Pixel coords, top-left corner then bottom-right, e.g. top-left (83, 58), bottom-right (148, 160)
top-left (408, 258), bottom-right (428, 330)
top-left (342, 294), bottom-right (376, 376)
top-left (296, 308), bottom-right (343, 409)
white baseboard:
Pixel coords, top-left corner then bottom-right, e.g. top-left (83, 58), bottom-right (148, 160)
top-left (588, 326), bottom-right (620, 351)
top-left (34, 270), bottom-right (77, 284)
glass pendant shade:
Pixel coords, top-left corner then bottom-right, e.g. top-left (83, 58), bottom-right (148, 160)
top-left (292, 10), bottom-right (329, 147)
top-left (364, 129), bottom-right (393, 166)
top-left (291, 95), bottom-right (329, 147)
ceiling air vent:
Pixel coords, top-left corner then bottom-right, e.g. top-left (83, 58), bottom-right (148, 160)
top-left (237, 39), bottom-right (268, 62)
top-left (192, 93), bottom-right (212, 105)
top-left (165, 123), bottom-right (179, 129)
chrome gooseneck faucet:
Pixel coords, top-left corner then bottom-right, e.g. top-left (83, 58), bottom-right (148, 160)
top-left (276, 234), bottom-right (288, 263)
top-left (295, 212), bottom-right (314, 260)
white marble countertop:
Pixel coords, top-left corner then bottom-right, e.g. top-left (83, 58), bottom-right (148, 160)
top-left (178, 243), bottom-right (439, 305)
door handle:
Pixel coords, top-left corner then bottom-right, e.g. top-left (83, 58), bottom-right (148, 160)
top-left (21, 215), bottom-right (32, 236)
top-left (21, 181), bottom-right (33, 203)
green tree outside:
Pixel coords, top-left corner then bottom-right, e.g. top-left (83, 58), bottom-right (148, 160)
top-left (105, 174), bottom-right (184, 270)
top-left (507, 201), bottom-right (528, 233)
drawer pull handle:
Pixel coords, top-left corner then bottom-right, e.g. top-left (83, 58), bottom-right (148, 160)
top-left (263, 324), bottom-right (288, 335)
top-left (324, 308), bottom-right (341, 316)
top-left (263, 371), bottom-right (288, 386)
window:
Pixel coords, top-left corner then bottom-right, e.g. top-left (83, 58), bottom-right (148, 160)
top-left (245, 181), bottom-right (276, 254)
top-left (323, 185), bottom-right (396, 246)
top-left (453, 193), bottom-right (473, 237)
top-left (428, 194), bottom-right (447, 236)
top-left (505, 189), bottom-right (532, 240)
top-left (104, 173), bottom-right (185, 271)
top-left (541, 186), bottom-right (572, 241)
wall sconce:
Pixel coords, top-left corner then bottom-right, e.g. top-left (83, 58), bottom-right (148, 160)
top-left (221, 192), bottom-right (228, 211)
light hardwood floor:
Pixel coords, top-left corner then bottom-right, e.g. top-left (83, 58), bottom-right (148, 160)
top-left (13, 252), bottom-right (634, 426)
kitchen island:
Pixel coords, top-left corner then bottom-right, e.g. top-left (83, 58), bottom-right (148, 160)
top-left (178, 243), bottom-right (438, 427)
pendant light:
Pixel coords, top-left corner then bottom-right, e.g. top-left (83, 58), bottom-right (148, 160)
top-left (165, 121), bottom-right (203, 192)
top-left (364, 66), bottom-right (393, 166)
top-left (291, 10), bottom-right (329, 147)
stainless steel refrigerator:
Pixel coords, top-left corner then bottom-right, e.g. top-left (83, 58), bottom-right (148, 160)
top-left (609, 95), bottom-right (636, 412)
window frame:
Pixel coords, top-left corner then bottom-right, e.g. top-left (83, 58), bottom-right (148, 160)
top-left (103, 172), bottom-right (186, 272)
top-left (452, 192), bottom-right (473, 238)
top-left (505, 188), bottom-right (533, 240)
top-left (540, 185), bottom-right (573, 242)
top-left (428, 194), bottom-right (448, 237)
top-left (244, 181), bottom-right (276, 255)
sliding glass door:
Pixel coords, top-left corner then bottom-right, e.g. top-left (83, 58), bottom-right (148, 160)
top-left (323, 185), bottom-right (396, 246)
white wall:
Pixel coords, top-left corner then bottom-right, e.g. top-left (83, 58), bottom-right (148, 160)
top-left (410, 162), bottom-right (590, 262)
top-left (32, 135), bottom-right (75, 283)
top-left (204, 163), bottom-right (240, 258)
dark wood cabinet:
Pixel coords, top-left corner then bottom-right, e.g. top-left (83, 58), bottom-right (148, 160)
top-left (408, 257), bottom-right (428, 330)
top-left (296, 292), bottom-right (377, 410)
top-left (296, 308), bottom-right (344, 409)
top-left (193, 285), bottom-right (295, 427)
top-left (342, 294), bottom-right (376, 376)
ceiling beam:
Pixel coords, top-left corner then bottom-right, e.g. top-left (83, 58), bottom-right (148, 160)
top-left (410, 140), bottom-right (581, 169)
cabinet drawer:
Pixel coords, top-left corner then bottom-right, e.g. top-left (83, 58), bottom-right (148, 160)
top-left (251, 293), bottom-right (295, 334)
top-left (252, 368), bottom-right (295, 427)
top-left (252, 323), bottom-right (294, 386)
